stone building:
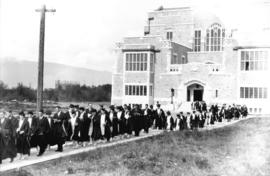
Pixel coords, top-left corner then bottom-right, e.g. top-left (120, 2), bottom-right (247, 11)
top-left (111, 6), bottom-right (270, 114)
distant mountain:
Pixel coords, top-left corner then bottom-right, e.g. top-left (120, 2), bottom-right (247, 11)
top-left (0, 59), bottom-right (112, 88)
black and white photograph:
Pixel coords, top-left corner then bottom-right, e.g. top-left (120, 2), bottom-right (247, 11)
top-left (0, 0), bottom-right (270, 175)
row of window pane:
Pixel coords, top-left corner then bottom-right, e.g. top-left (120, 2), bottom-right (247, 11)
top-left (166, 32), bottom-right (173, 40)
top-left (194, 30), bottom-right (201, 52)
top-left (240, 87), bottom-right (268, 99)
top-left (205, 24), bottom-right (225, 51)
top-left (125, 53), bottom-right (147, 71)
top-left (171, 54), bottom-right (186, 65)
top-left (125, 85), bottom-right (147, 96)
top-left (240, 51), bottom-right (268, 71)
top-left (150, 53), bottom-right (154, 72)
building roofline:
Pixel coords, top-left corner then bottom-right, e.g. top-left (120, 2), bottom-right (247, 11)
top-left (233, 46), bottom-right (270, 50)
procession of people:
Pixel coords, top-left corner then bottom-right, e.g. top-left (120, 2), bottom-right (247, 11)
top-left (0, 101), bottom-right (248, 164)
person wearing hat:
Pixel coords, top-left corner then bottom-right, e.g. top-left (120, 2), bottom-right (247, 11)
top-left (45, 110), bottom-right (55, 150)
top-left (26, 111), bottom-right (39, 150)
top-left (123, 105), bottom-right (132, 136)
top-left (115, 106), bottom-right (125, 138)
top-left (90, 109), bottom-right (101, 142)
top-left (179, 112), bottom-right (186, 130)
top-left (52, 106), bottom-right (67, 152)
top-left (165, 111), bottom-right (174, 131)
top-left (109, 105), bottom-right (118, 138)
top-left (36, 109), bottom-right (50, 156)
top-left (16, 111), bottom-right (30, 159)
top-left (143, 104), bottom-right (152, 133)
top-left (0, 110), bottom-right (17, 164)
top-left (130, 104), bottom-right (143, 136)
top-left (78, 107), bottom-right (91, 146)
top-left (154, 104), bottom-right (165, 130)
top-left (99, 108), bottom-right (111, 142)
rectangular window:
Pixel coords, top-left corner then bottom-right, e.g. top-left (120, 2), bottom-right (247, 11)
top-left (194, 30), bottom-right (201, 52)
top-left (264, 88), bottom-right (268, 98)
top-left (240, 87), bottom-right (268, 99)
top-left (149, 85), bottom-right (153, 96)
top-left (150, 53), bottom-right (154, 72)
top-left (215, 90), bottom-right (218, 98)
top-left (125, 85), bottom-right (147, 96)
top-left (240, 87), bottom-right (244, 98)
top-left (125, 52), bottom-right (148, 71)
top-left (240, 50), bottom-right (268, 71)
top-left (166, 31), bottom-right (173, 40)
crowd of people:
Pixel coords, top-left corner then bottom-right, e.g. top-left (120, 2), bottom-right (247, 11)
top-left (0, 102), bottom-right (248, 164)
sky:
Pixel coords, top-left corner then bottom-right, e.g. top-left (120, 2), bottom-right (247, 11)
top-left (0, 0), bottom-right (269, 71)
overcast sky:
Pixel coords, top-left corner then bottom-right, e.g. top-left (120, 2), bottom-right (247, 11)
top-left (0, 0), bottom-right (269, 71)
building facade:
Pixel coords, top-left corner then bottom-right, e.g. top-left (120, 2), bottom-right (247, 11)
top-left (111, 7), bottom-right (270, 114)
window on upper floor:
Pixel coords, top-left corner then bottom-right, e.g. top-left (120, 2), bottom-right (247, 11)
top-left (240, 50), bottom-right (268, 71)
top-left (166, 31), bottom-right (173, 40)
top-left (171, 54), bottom-right (187, 65)
top-left (194, 30), bottom-right (201, 52)
top-left (206, 23), bottom-right (225, 52)
top-left (150, 53), bottom-right (155, 72)
top-left (125, 53), bottom-right (148, 71)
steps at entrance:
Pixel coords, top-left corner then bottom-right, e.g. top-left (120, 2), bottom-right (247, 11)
top-left (177, 101), bottom-right (192, 113)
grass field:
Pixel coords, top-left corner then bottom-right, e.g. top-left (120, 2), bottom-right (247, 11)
top-left (3, 117), bottom-right (270, 176)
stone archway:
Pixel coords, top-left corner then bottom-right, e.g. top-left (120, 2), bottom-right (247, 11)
top-left (185, 81), bottom-right (205, 102)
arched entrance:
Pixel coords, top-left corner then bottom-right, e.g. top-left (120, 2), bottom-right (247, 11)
top-left (187, 83), bottom-right (204, 102)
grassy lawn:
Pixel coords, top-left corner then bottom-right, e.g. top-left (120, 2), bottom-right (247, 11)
top-left (3, 117), bottom-right (270, 176)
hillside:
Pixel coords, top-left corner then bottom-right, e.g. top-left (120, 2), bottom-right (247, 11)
top-left (0, 59), bottom-right (112, 88)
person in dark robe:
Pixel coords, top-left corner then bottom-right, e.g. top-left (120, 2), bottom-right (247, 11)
top-left (115, 106), bottom-right (125, 137)
top-left (109, 106), bottom-right (118, 138)
top-left (91, 109), bottom-right (101, 141)
top-left (45, 110), bottom-right (55, 149)
top-left (16, 111), bottom-right (30, 159)
top-left (241, 105), bottom-right (248, 118)
top-left (100, 108), bottom-right (111, 142)
top-left (65, 104), bottom-right (74, 141)
top-left (123, 105), bottom-right (132, 136)
top-left (179, 112), bottom-right (186, 130)
top-left (6, 111), bottom-right (18, 145)
top-left (0, 111), bottom-right (17, 164)
top-left (154, 104), bottom-right (166, 130)
top-left (26, 111), bottom-right (39, 150)
top-left (130, 104), bottom-right (142, 136)
top-left (72, 105), bottom-right (81, 146)
top-left (78, 107), bottom-right (90, 146)
top-left (143, 104), bottom-right (151, 133)
top-left (66, 105), bottom-right (80, 145)
top-left (36, 109), bottom-right (50, 156)
top-left (149, 105), bottom-right (155, 128)
top-left (165, 111), bottom-right (174, 131)
top-left (175, 113), bottom-right (181, 131)
top-left (52, 106), bottom-right (67, 152)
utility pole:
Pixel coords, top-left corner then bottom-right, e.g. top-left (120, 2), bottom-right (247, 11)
top-left (35, 5), bottom-right (55, 112)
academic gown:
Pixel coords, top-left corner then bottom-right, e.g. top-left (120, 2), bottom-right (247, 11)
top-left (36, 116), bottom-right (50, 154)
top-left (0, 118), bottom-right (17, 162)
top-left (16, 119), bottom-right (30, 155)
top-left (91, 113), bottom-right (101, 141)
top-left (78, 111), bottom-right (91, 142)
top-left (28, 117), bottom-right (39, 148)
top-left (52, 111), bottom-right (67, 145)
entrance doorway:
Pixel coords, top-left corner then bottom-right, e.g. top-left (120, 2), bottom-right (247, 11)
top-left (193, 90), bottom-right (203, 101)
top-left (187, 83), bottom-right (204, 102)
